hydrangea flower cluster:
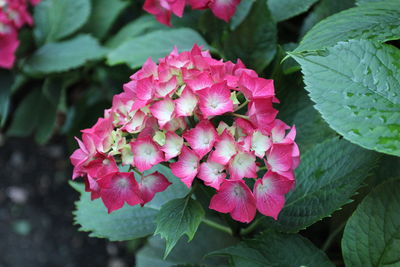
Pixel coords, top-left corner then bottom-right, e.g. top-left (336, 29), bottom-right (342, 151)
top-left (70, 45), bottom-right (299, 223)
top-left (0, 0), bottom-right (40, 69)
top-left (143, 0), bottom-right (240, 26)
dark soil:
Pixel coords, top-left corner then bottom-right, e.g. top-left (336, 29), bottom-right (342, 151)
top-left (0, 137), bottom-right (133, 267)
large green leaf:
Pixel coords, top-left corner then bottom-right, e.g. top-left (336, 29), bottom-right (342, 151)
top-left (72, 165), bottom-right (189, 241)
top-left (300, 0), bottom-right (355, 37)
top-left (137, 225), bottom-right (237, 267)
top-left (295, 0), bottom-right (400, 52)
top-left (24, 35), bottom-right (107, 76)
top-left (223, 0), bottom-right (276, 72)
top-left (82, 0), bottom-right (128, 39)
top-left (261, 138), bottom-right (378, 232)
top-left (268, 0), bottom-right (319, 22)
top-left (229, 0), bottom-right (256, 30)
top-left (33, 0), bottom-right (91, 44)
top-left (155, 197), bottom-right (205, 257)
top-left (291, 39), bottom-right (400, 156)
top-left (107, 28), bottom-right (209, 69)
top-left (0, 71), bottom-right (13, 127)
top-left (106, 15), bottom-right (167, 48)
top-left (342, 179), bottom-right (400, 266)
top-left (211, 231), bottom-right (333, 267)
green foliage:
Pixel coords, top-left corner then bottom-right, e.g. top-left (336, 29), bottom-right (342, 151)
top-left (33, 0), bottom-right (91, 44)
top-left (291, 39), bottom-right (400, 156)
top-left (72, 165), bottom-right (189, 241)
top-left (155, 196), bottom-right (205, 257)
top-left (137, 225), bottom-right (237, 266)
top-left (229, 0), bottom-right (256, 30)
top-left (295, 0), bottom-right (400, 52)
top-left (24, 34), bottom-right (107, 76)
top-left (107, 28), bottom-right (210, 69)
top-left (82, 0), bottom-right (129, 39)
top-left (223, 0), bottom-right (277, 72)
top-left (106, 15), bottom-right (167, 48)
top-left (268, 0), bottom-right (319, 22)
top-left (261, 138), bottom-right (378, 232)
top-left (342, 178), bottom-right (400, 266)
top-left (0, 71), bottom-right (13, 127)
top-left (211, 231), bottom-right (333, 267)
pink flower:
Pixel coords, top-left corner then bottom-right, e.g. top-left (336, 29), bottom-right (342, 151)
top-left (150, 97), bottom-right (175, 128)
top-left (208, 0), bottom-right (241, 22)
top-left (143, 0), bottom-right (186, 26)
top-left (170, 146), bottom-right (200, 187)
top-left (0, 31), bottom-right (19, 69)
top-left (161, 131), bottom-right (184, 160)
top-left (175, 87), bottom-right (198, 117)
top-left (98, 172), bottom-right (143, 213)
top-left (209, 129), bottom-right (237, 165)
top-left (130, 137), bottom-right (164, 172)
top-left (197, 82), bottom-right (234, 117)
top-left (209, 180), bottom-right (256, 223)
top-left (254, 171), bottom-right (294, 219)
top-left (228, 150), bottom-right (257, 180)
top-left (139, 172), bottom-right (171, 205)
top-left (198, 160), bottom-right (226, 190)
top-left (183, 120), bottom-right (217, 158)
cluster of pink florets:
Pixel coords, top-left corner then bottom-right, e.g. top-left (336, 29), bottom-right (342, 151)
top-left (143, 0), bottom-right (240, 26)
top-left (0, 0), bottom-right (40, 69)
top-left (70, 45), bottom-right (299, 223)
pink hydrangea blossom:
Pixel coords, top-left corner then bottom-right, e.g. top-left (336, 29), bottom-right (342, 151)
top-left (142, 0), bottom-right (241, 26)
top-left (0, 0), bottom-right (40, 69)
top-left (70, 45), bottom-right (300, 223)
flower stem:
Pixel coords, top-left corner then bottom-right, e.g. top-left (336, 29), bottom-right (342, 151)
top-left (230, 113), bottom-right (249, 119)
top-left (234, 99), bottom-right (249, 112)
top-left (202, 218), bottom-right (233, 235)
top-left (240, 217), bottom-right (264, 236)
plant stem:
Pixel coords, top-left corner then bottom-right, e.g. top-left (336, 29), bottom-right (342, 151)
top-left (230, 113), bottom-right (249, 119)
top-left (202, 218), bottom-right (233, 235)
top-left (322, 221), bottom-right (346, 251)
top-left (234, 99), bottom-right (249, 112)
top-left (240, 217), bottom-right (264, 236)
top-left (258, 166), bottom-right (267, 171)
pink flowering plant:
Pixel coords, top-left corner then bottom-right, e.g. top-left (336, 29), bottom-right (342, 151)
top-left (3, 0), bottom-right (400, 265)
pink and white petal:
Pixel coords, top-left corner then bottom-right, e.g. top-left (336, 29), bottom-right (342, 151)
top-left (271, 119), bottom-right (290, 143)
top-left (254, 179), bottom-right (285, 220)
top-left (150, 97), bottom-right (175, 128)
top-left (197, 82), bottom-right (234, 117)
top-left (239, 73), bottom-right (275, 100)
top-left (198, 161), bottom-right (226, 190)
top-left (266, 143), bottom-right (294, 173)
top-left (185, 72), bottom-right (214, 91)
top-left (139, 172), bottom-right (171, 204)
top-left (163, 117), bottom-right (187, 132)
top-left (247, 99), bottom-right (278, 131)
top-left (135, 76), bottom-right (156, 101)
top-left (170, 146), bottom-right (200, 187)
top-left (183, 120), bottom-right (217, 159)
top-left (251, 130), bottom-right (272, 158)
top-left (98, 172), bottom-right (143, 213)
top-left (131, 137), bottom-right (164, 172)
top-left (161, 131), bottom-right (184, 160)
top-left (228, 151), bottom-right (257, 180)
top-left (175, 87), bottom-right (198, 117)
top-left (209, 129), bottom-right (237, 165)
top-left (122, 110), bottom-right (147, 133)
top-left (208, 0), bottom-right (241, 22)
top-left (156, 76), bottom-right (177, 97)
top-left (209, 180), bottom-right (256, 223)
top-left (234, 118), bottom-right (255, 137)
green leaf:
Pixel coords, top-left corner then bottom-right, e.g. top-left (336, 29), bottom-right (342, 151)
top-left (155, 196), bottom-right (205, 258)
top-left (300, 0), bottom-right (355, 37)
top-left (72, 164), bottom-right (189, 241)
top-left (33, 0), bottom-right (91, 44)
top-left (342, 178), bottom-right (400, 266)
top-left (229, 0), bottom-right (256, 30)
top-left (211, 231), bottom-right (333, 267)
top-left (261, 138), bottom-right (378, 232)
top-left (268, 0), bottom-right (319, 22)
top-left (82, 0), bottom-right (128, 39)
top-left (136, 225), bottom-right (237, 267)
top-left (107, 28), bottom-right (210, 69)
top-left (106, 15), bottom-right (167, 48)
top-left (7, 87), bottom-right (58, 144)
top-left (24, 34), bottom-right (107, 76)
top-left (356, 0), bottom-right (383, 4)
top-left (223, 0), bottom-right (277, 72)
top-left (295, 0), bottom-right (400, 52)
top-left (0, 71), bottom-right (13, 127)
top-left (291, 39), bottom-right (400, 156)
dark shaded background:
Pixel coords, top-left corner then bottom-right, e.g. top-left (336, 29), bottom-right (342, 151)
top-left (0, 137), bottom-right (134, 267)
